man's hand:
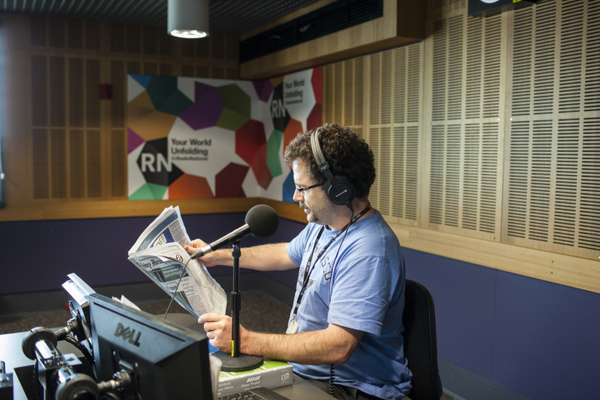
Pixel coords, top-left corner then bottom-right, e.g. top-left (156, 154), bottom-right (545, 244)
top-left (185, 239), bottom-right (227, 267)
top-left (199, 313), bottom-right (249, 353)
top-left (199, 313), bottom-right (361, 364)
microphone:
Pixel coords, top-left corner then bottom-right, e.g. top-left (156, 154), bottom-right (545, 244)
top-left (190, 204), bottom-right (279, 259)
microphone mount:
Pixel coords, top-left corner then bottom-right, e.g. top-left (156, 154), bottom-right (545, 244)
top-left (211, 240), bottom-right (263, 372)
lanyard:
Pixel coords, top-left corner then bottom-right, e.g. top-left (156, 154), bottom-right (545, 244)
top-left (291, 206), bottom-right (371, 319)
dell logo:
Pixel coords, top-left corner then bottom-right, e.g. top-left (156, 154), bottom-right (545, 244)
top-left (114, 322), bottom-right (141, 347)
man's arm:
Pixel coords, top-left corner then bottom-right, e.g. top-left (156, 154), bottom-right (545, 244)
top-left (244, 325), bottom-right (362, 364)
top-left (185, 241), bottom-right (296, 272)
top-left (200, 314), bottom-right (362, 364)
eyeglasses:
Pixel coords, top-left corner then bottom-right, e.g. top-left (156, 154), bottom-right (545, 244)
top-left (294, 182), bottom-right (324, 194)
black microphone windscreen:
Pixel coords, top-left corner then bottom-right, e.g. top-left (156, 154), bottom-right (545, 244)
top-left (245, 204), bottom-right (279, 237)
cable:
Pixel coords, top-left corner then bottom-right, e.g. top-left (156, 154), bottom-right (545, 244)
top-left (162, 256), bottom-right (193, 320)
top-left (63, 335), bottom-right (93, 363)
top-left (329, 205), bottom-right (355, 268)
top-left (328, 363), bottom-right (337, 396)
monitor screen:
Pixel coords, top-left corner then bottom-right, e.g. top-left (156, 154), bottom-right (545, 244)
top-left (88, 294), bottom-right (213, 399)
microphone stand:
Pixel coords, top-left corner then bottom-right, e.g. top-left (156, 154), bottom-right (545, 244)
top-left (213, 240), bottom-right (264, 371)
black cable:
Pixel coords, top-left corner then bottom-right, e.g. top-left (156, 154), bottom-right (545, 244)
top-left (330, 205), bottom-right (355, 268)
top-left (63, 335), bottom-right (93, 363)
top-left (163, 256), bottom-right (194, 320)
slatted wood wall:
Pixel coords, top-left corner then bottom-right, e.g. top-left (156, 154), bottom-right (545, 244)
top-left (323, 45), bottom-right (423, 226)
top-left (505, 0), bottom-right (600, 259)
top-left (27, 16), bottom-right (239, 202)
top-left (322, 0), bottom-right (600, 266)
top-left (1, 15), bottom-right (248, 220)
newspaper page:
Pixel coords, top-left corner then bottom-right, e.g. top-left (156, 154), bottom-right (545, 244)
top-left (128, 207), bottom-right (227, 317)
top-left (128, 206), bottom-right (191, 255)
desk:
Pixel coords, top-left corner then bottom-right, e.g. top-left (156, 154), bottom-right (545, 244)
top-left (0, 331), bottom-right (333, 400)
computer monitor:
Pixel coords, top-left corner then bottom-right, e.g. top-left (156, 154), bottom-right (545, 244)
top-left (88, 293), bottom-right (213, 399)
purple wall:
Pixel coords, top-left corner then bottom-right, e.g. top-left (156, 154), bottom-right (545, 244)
top-left (0, 213), bottom-right (304, 295)
top-left (403, 248), bottom-right (600, 400)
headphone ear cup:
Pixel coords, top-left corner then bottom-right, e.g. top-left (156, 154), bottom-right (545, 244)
top-left (327, 176), bottom-right (355, 205)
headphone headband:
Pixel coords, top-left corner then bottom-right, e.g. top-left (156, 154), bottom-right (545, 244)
top-left (309, 125), bottom-right (355, 205)
top-left (311, 127), bottom-right (333, 180)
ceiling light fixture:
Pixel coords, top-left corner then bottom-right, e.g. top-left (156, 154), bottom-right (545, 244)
top-left (168, 0), bottom-right (209, 39)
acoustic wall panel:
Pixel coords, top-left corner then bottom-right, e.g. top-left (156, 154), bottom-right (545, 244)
top-left (32, 129), bottom-right (49, 199)
top-left (428, 12), bottom-right (502, 238)
top-left (25, 16), bottom-right (239, 204)
top-left (506, 0), bottom-right (600, 257)
top-left (50, 129), bottom-right (67, 198)
top-left (69, 130), bottom-right (85, 199)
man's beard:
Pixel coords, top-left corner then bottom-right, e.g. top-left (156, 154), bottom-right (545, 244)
top-left (299, 201), bottom-right (320, 223)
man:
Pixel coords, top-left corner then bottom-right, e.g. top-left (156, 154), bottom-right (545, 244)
top-left (186, 123), bottom-right (411, 399)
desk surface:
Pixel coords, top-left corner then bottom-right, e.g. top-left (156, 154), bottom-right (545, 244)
top-left (0, 331), bottom-right (333, 400)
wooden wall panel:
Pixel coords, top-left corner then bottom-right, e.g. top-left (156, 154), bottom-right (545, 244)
top-left (110, 61), bottom-right (125, 127)
top-left (68, 19), bottom-right (83, 49)
top-left (321, 0), bottom-right (600, 293)
top-left (159, 63), bottom-right (172, 75)
top-left (127, 61), bottom-right (140, 74)
top-left (31, 55), bottom-right (47, 126)
top-left (1, 15), bottom-right (241, 222)
top-left (69, 59), bottom-right (84, 127)
top-left (126, 25), bottom-right (140, 54)
top-left (49, 56), bottom-right (65, 126)
top-left (86, 130), bottom-right (101, 198)
top-left (32, 129), bottom-right (49, 199)
top-left (85, 21), bottom-right (101, 50)
top-left (197, 37), bottom-right (210, 59)
top-left (111, 129), bottom-right (126, 197)
top-left (69, 130), bottom-right (85, 198)
top-left (50, 129), bottom-right (67, 198)
top-left (143, 25), bottom-right (158, 55)
top-left (30, 16), bottom-right (46, 47)
top-left (48, 19), bottom-right (65, 48)
top-left (182, 64), bottom-right (195, 77)
top-left (143, 62), bottom-right (158, 75)
top-left (86, 60), bottom-right (100, 128)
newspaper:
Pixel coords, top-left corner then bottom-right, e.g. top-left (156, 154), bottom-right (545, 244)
top-left (127, 206), bottom-right (227, 318)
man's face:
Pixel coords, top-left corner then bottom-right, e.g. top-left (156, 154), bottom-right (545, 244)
top-left (291, 159), bottom-right (329, 224)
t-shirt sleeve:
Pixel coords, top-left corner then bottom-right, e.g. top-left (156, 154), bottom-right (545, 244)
top-left (288, 225), bottom-right (311, 267)
top-left (328, 255), bottom-right (394, 336)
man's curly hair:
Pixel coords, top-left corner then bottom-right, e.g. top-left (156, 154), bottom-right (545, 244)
top-left (284, 123), bottom-right (376, 199)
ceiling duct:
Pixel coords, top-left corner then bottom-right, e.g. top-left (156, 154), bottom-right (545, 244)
top-left (240, 0), bottom-right (427, 79)
top-left (240, 0), bottom-right (383, 63)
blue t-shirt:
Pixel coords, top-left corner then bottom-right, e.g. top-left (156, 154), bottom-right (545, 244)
top-left (287, 211), bottom-right (412, 399)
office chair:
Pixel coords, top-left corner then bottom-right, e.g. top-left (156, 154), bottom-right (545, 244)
top-left (403, 279), bottom-right (443, 400)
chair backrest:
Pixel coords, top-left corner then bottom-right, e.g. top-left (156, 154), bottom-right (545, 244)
top-left (403, 279), bottom-right (442, 400)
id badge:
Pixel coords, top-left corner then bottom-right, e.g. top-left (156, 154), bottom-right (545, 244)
top-left (286, 317), bottom-right (298, 334)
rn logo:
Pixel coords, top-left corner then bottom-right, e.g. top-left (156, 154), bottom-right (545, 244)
top-left (136, 138), bottom-right (176, 189)
top-left (271, 97), bottom-right (285, 119)
top-left (270, 84), bottom-right (290, 131)
top-left (140, 152), bottom-right (171, 173)
top-left (114, 322), bottom-right (141, 347)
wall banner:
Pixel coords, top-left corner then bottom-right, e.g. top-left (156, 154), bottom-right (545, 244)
top-left (127, 68), bottom-right (322, 201)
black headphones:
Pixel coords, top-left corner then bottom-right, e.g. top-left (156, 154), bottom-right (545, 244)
top-left (310, 126), bottom-right (355, 205)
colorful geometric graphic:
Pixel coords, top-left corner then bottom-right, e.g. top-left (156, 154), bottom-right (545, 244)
top-left (127, 69), bottom-right (322, 201)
